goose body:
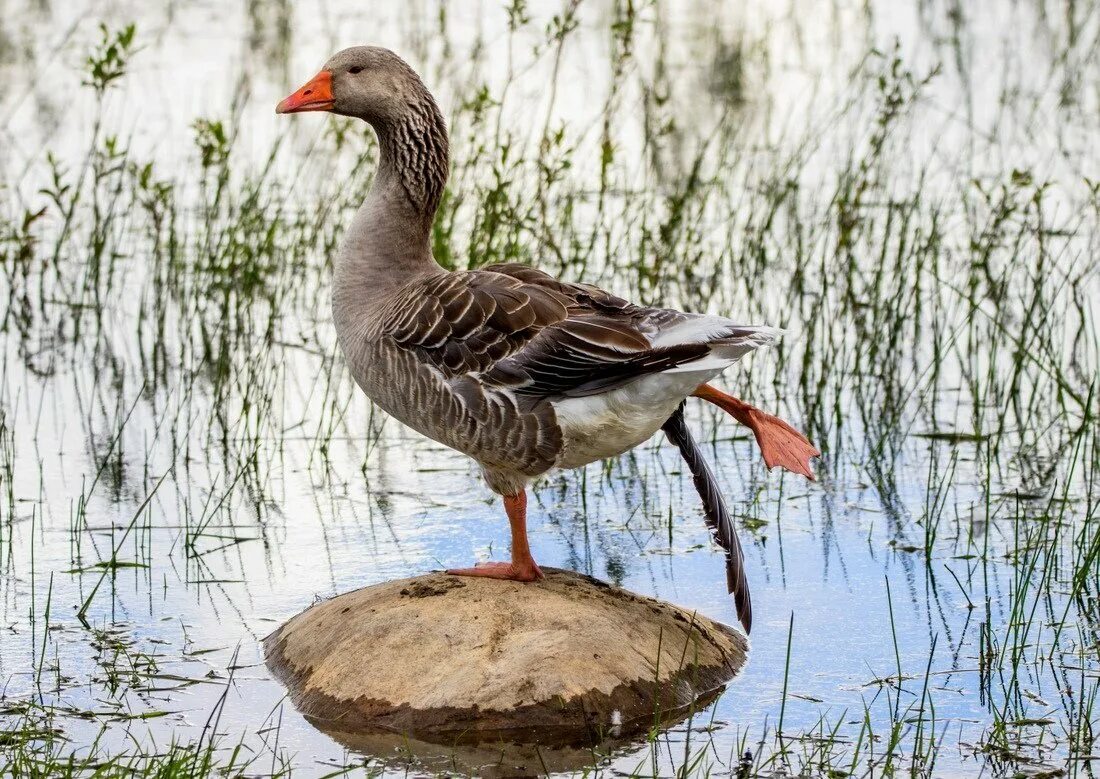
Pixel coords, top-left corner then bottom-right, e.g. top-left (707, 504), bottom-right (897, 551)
top-left (279, 46), bottom-right (819, 633)
top-left (336, 260), bottom-right (781, 496)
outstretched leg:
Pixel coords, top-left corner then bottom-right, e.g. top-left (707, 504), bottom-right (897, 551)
top-left (693, 384), bottom-right (820, 481)
top-left (446, 491), bottom-right (544, 582)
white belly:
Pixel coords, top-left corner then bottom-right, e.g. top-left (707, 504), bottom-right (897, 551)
top-left (551, 369), bottom-right (721, 470)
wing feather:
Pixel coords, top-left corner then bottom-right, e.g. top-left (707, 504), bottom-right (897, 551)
top-left (379, 263), bottom-right (763, 405)
top-left (662, 403), bottom-right (752, 634)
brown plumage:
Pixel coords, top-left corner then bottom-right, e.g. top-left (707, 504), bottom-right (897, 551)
top-left (278, 46), bottom-right (821, 634)
top-left (663, 404), bottom-right (752, 633)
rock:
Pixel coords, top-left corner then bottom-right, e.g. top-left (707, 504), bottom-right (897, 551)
top-left (264, 568), bottom-right (747, 757)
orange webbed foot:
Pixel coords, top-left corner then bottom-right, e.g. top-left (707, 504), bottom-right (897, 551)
top-left (446, 561), bottom-right (544, 582)
top-left (739, 405), bottom-right (821, 481)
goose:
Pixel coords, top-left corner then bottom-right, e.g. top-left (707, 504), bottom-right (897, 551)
top-left (276, 47), bottom-right (819, 633)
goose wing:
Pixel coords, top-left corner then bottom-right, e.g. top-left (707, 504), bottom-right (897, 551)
top-left (662, 403), bottom-right (752, 634)
top-left (381, 263), bottom-right (768, 402)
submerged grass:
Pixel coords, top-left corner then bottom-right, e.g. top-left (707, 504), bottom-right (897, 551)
top-left (1, 0), bottom-right (1099, 776)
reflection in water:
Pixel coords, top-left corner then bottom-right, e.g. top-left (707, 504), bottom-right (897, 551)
top-left (313, 688), bottom-right (725, 778)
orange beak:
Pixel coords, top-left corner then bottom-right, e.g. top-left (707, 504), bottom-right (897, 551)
top-left (276, 70), bottom-right (334, 114)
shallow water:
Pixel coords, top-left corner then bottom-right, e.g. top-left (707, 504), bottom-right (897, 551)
top-left (1, 1), bottom-right (1099, 777)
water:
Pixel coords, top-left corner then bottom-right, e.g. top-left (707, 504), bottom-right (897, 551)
top-left (1, 1), bottom-right (1099, 776)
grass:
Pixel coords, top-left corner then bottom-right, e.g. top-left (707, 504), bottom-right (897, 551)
top-left (1, 0), bottom-right (1099, 776)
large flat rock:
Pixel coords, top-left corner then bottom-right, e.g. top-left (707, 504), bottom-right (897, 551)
top-left (264, 568), bottom-right (747, 747)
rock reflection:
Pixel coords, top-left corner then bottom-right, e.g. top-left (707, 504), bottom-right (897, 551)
top-left (311, 687), bottom-right (724, 778)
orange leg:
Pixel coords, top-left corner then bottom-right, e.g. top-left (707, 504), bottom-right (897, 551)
top-left (446, 491), bottom-right (544, 582)
top-left (693, 384), bottom-right (820, 481)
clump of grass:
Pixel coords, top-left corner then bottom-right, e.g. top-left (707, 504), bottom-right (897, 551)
top-left (0, 403), bottom-right (14, 564)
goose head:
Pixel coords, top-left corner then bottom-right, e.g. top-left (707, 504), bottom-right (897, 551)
top-left (276, 46), bottom-right (426, 125)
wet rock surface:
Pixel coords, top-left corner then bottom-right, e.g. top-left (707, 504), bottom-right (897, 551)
top-left (264, 568), bottom-right (747, 752)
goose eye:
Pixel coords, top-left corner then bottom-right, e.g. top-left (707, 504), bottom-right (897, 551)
top-left (348, 66), bottom-right (364, 75)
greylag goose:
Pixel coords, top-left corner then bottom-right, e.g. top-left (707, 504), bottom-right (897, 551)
top-left (277, 47), bottom-right (819, 633)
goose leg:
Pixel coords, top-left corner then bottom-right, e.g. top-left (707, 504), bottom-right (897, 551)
top-left (693, 383), bottom-right (820, 481)
top-left (446, 491), bottom-right (544, 582)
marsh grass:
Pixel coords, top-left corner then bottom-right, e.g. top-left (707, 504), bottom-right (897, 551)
top-left (1, 1), bottom-right (1099, 777)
